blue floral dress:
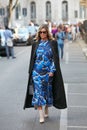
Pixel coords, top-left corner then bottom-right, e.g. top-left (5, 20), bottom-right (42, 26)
top-left (32, 40), bottom-right (56, 107)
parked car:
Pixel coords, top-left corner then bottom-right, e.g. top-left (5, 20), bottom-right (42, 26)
top-left (27, 25), bottom-right (37, 36)
top-left (0, 29), bottom-right (6, 56)
top-left (27, 25), bottom-right (39, 40)
top-left (0, 29), bottom-right (5, 46)
top-left (13, 27), bottom-right (29, 45)
top-left (0, 45), bottom-right (6, 57)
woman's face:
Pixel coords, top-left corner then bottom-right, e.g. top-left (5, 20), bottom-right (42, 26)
top-left (39, 28), bottom-right (48, 40)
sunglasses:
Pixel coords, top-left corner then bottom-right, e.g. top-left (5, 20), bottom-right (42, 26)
top-left (39, 31), bottom-right (47, 34)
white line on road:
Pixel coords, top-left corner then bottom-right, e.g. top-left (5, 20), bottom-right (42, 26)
top-left (68, 125), bottom-right (87, 129)
top-left (65, 52), bottom-right (69, 64)
top-left (68, 93), bottom-right (87, 96)
top-left (59, 83), bottom-right (68, 130)
top-left (69, 105), bottom-right (87, 108)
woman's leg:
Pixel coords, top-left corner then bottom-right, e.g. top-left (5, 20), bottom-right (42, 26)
top-left (5, 45), bottom-right (10, 58)
top-left (44, 105), bottom-right (48, 117)
top-left (38, 106), bottom-right (42, 110)
top-left (10, 47), bottom-right (15, 58)
top-left (60, 44), bottom-right (64, 59)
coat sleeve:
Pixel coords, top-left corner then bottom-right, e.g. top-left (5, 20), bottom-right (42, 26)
top-left (52, 40), bottom-right (60, 62)
top-left (51, 40), bottom-right (67, 109)
top-left (28, 43), bottom-right (35, 74)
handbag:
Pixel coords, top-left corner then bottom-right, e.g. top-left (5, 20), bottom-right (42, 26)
top-left (7, 38), bottom-right (13, 47)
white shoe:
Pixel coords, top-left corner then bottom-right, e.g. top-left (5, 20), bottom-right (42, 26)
top-left (39, 110), bottom-right (44, 123)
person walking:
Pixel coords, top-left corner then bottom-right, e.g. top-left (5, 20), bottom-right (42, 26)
top-left (23, 24), bottom-right (67, 123)
top-left (51, 23), bottom-right (58, 38)
top-left (4, 26), bottom-right (16, 59)
top-left (71, 25), bottom-right (76, 41)
top-left (56, 26), bottom-right (65, 59)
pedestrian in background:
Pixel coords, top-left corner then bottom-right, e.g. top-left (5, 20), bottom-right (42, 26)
top-left (56, 26), bottom-right (65, 59)
top-left (51, 23), bottom-right (58, 38)
top-left (71, 25), bottom-right (76, 41)
top-left (4, 26), bottom-right (16, 59)
top-left (67, 25), bottom-right (72, 41)
top-left (23, 24), bottom-right (67, 123)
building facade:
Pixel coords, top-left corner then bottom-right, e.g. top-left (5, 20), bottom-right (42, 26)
top-left (0, 0), bottom-right (87, 27)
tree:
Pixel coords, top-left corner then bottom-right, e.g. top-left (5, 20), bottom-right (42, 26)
top-left (8, 0), bottom-right (19, 27)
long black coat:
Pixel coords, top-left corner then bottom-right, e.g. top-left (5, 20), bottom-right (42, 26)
top-left (23, 40), bottom-right (67, 109)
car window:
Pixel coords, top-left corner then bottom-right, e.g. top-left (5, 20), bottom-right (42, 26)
top-left (27, 26), bottom-right (36, 35)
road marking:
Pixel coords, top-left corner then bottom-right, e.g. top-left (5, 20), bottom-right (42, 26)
top-left (68, 125), bottom-right (87, 129)
top-left (68, 93), bottom-right (87, 96)
top-left (69, 105), bottom-right (87, 108)
top-left (65, 52), bottom-right (69, 64)
top-left (59, 83), bottom-right (68, 130)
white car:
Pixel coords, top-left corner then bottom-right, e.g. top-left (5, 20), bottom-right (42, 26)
top-left (0, 29), bottom-right (6, 56)
top-left (0, 29), bottom-right (5, 46)
top-left (13, 27), bottom-right (29, 45)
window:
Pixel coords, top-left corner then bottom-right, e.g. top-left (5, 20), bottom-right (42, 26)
top-left (0, 8), bottom-right (5, 16)
top-left (30, 2), bottom-right (36, 20)
top-left (15, 4), bottom-right (21, 19)
top-left (46, 1), bottom-right (51, 21)
top-left (74, 10), bottom-right (78, 18)
top-left (22, 8), bottom-right (27, 17)
top-left (62, 1), bottom-right (68, 21)
top-left (80, 5), bottom-right (86, 19)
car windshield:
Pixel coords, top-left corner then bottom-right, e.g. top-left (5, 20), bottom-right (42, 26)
top-left (18, 28), bottom-right (28, 34)
top-left (27, 26), bottom-right (36, 35)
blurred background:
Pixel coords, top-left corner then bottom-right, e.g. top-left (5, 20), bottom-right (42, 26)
top-left (0, 0), bottom-right (87, 27)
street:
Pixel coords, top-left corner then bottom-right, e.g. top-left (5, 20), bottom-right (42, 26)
top-left (0, 40), bottom-right (87, 130)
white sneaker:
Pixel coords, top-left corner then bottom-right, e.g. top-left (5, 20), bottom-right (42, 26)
top-left (39, 110), bottom-right (44, 123)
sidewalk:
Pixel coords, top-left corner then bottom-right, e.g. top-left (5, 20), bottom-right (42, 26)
top-left (78, 39), bottom-right (87, 57)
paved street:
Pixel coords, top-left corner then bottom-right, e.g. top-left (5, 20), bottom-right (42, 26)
top-left (0, 39), bottom-right (87, 130)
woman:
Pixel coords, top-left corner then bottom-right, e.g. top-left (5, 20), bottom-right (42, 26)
top-left (51, 24), bottom-right (58, 38)
top-left (23, 24), bottom-right (67, 123)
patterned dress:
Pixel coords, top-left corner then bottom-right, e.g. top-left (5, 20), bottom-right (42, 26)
top-left (32, 40), bottom-right (56, 107)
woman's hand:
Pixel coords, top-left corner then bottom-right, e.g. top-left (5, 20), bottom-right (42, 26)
top-left (49, 72), bottom-right (54, 77)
